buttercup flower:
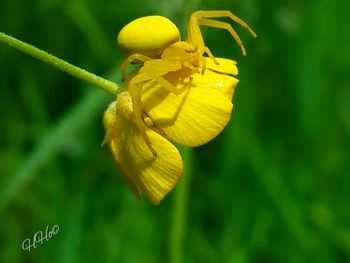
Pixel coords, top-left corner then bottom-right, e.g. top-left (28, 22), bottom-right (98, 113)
top-left (103, 10), bottom-right (256, 204)
top-left (103, 64), bottom-right (238, 204)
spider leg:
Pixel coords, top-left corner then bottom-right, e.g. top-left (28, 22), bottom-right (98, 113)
top-left (183, 61), bottom-right (200, 73)
top-left (142, 114), bottom-right (154, 127)
top-left (198, 18), bottom-right (247, 56)
top-left (200, 56), bottom-right (207, 74)
top-left (121, 53), bottom-right (152, 81)
top-left (129, 73), bottom-right (158, 156)
top-left (187, 10), bottom-right (256, 57)
top-left (127, 59), bottom-right (191, 154)
top-left (201, 46), bottom-right (219, 64)
top-left (154, 75), bottom-right (193, 96)
top-left (190, 10), bottom-right (256, 38)
top-left (142, 113), bottom-right (171, 140)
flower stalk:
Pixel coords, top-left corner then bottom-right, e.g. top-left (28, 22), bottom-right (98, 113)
top-left (0, 32), bottom-right (119, 96)
top-left (169, 146), bottom-right (193, 263)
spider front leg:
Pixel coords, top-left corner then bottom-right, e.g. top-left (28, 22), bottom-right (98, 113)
top-left (187, 10), bottom-right (256, 56)
top-left (127, 60), bottom-right (194, 156)
top-left (198, 18), bottom-right (247, 55)
top-left (141, 60), bottom-right (194, 95)
top-left (154, 75), bottom-right (193, 96)
top-left (128, 73), bottom-right (158, 156)
top-left (183, 61), bottom-right (200, 73)
top-left (201, 46), bottom-right (219, 64)
top-left (121, 53), bottom-right (152, 81)
top-left (200, 56), bottom-right (207, 74)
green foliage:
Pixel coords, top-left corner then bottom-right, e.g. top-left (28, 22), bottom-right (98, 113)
top-left (1, 0), bottom-right (350, 262)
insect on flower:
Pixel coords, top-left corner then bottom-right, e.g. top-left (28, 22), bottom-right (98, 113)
top-left (103, 10), bottom-right (256, 204)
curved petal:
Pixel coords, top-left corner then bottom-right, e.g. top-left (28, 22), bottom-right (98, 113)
top-left (205, 57), bottom-right (238, 76)
top-left (189, 66), bottom-right (238, 98)
top-left (103, 92), bottom-right (183, 205)
top-left (140, 68), bottom-right (238, 146)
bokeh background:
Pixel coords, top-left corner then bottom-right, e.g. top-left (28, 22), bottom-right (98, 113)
top-left (1, 0), bottom-right (350, 262)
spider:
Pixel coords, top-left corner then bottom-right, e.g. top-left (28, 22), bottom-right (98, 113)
top-left (117, 10), bottom-right (256, 155)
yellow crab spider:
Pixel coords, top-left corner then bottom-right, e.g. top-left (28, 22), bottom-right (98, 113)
top-left (117, 10), bottom-right (256, 155)
top-left (118, 10), bottom-right (256, 74)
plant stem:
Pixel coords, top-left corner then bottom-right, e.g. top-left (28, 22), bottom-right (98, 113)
top-left (169, 146), bottom-right (193, 263)
top-left (0, 32), bottom-right (120, 96)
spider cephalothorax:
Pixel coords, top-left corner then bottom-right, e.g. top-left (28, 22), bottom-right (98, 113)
top-left (161, 41), bottom-right (201, 69)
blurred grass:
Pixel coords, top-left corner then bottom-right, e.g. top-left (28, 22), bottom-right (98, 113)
top-left (1, 0), bottom-right (350, 262)
top-left (0, 87), bottom-right (111, 212)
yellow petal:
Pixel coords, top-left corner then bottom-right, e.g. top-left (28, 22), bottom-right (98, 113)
top-left (190, 66), bottom-right (239, 99)
top-left (140, 68), bottom-right (238, 147)
top-left (103, 92), bottom-right (183, 205)
top-left (205, 57), bottom-right (238, 76)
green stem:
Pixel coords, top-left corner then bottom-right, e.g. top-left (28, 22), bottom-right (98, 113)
top-left (0, 32), bottom-right (120, 96)
top-left (169, 146), bottom-right (193, 263)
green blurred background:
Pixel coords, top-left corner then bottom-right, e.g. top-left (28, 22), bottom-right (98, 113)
top-left (1, 0), bottom-right (350, 262)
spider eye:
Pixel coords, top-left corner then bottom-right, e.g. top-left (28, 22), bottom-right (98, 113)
top-left (185, 46), bottom-right (197, 53)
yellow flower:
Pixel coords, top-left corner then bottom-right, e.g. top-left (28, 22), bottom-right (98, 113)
top-left (103, 10), bottom-right (255, 204)
top-left (103, 63), bottom-right (238, 204)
